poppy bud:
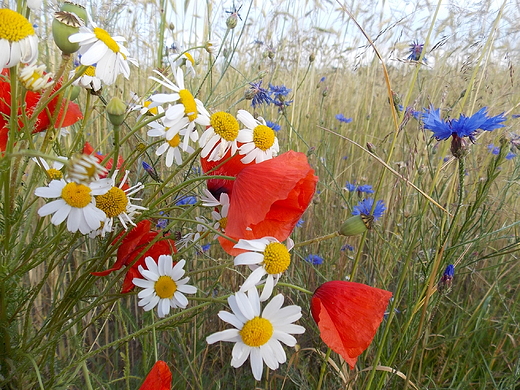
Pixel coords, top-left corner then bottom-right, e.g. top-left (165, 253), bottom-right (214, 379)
top-left (339, 215), bottom-right (369, 236)
top-left (106, 97), bottom-right (127, 126)
top-left (52, 11), bottom-right (83, 54)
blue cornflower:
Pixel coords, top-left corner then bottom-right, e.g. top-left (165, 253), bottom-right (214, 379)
top-left (344, 181), bottom-right (357, 191)
top-left (341, 244), bottom-right (355, 251)
top-left (408, 41), bottom-right (426, 62)
top-left (488, 144), bottom-right (517, 160)
top-left (142, 161), bottom-right (161, 181)
top-left (269, 84), bottom-right (291, 97)
top-left (336, 114), bottom-right (353, 123)
top-left (352, 198), bottom-right (386, 221)
top-left (304, 254), bottom-right (324, 265)
top-left (438, 264), bottom-right (454, 292)
top-left (247, 80), bottom-right (271, 108)
top-left (356, 184), bottom-right (374, 194)
top-left (201, 243), bottom-right (211, 252)
top-left (422, 106), bottom-right (506, 142)
top-left (266, 120), bottom-right (281, 132)
top-left (269, 84), bottom-right (292, 110)
top-left (296, 219), bottom-right (305, 227)
top-left (320, 76), bottom-right (326, 82)
top-left (175, 196), bottom-right (197, 205)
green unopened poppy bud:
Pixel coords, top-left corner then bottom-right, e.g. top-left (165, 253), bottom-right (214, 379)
top-left (52, 11), bottom-right (83, 54)
top-left (60, 2), bottom-right (88, 24)
top-left (226, 14), bottom-right (238, 29)
top-left (339, 215), bottom-right (369, 236)
top-left (68, 85), bottom-right (81, 101)
top-left (309, 53), bottom-right (315, 62)
top-left (106, 97), bottom-right (127, 126)
top-left (168, 22), bottom-right (175, 31)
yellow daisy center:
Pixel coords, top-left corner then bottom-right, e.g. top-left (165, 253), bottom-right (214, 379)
top-left (184, 52), bottom-right (195, 65)
top-left (252, 125), bottom-right (275, 151)
top-left (0, 9), bottom-right (35, 42)
top-left (95, 187), bottom-right (128, 218)
top-left (210, 112), bottom-right (239, 141)
top-left (84, 66), bottom-right (96, 77)
top-left (240, 316), bottom-right (273, 347)
top-left (47, 168), bottom-right (63, 180)
top-left (155, 275), bottom-right (177, 299)
top-left (143, 101), bottom-right (158, 115)
top-left (262, 242), bottom-right (291, 275)
top-left (218, 216), bottom-right (227, 229)
top-left (93, 27), bottom-right (120, 53)
top-left (61, 182), bottom-right (92, 208)
top-left (167, 133), bottom-right (181, 148)
top-left (179, 89), bottom-right (198, 122)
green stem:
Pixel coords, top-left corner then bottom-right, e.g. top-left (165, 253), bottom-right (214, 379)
top-left (316, 348), bottom-right (332, 390)
top-left (294, 231), bottom-right (339, 248)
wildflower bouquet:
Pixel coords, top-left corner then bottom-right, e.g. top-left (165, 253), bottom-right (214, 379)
top-left (1, 1), bottom-right (518, 389)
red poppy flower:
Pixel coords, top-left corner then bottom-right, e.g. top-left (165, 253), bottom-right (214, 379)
top-left (139, 360), bottom-right (172, 390)
top-left (0, 69), bottom-right (83, 151)
top-left (201, 148), bottom-right (248, 197)
top-left (214, 151), bottom-right (318, 255)
top-left (310, 281), bottom-right (393, 369)
top-left (92, 220), bottom-right (177, 293)
top-left (83, 141), bottom-right (124, 176)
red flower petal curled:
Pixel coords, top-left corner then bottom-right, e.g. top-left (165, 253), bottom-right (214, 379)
top-left (139, 360), bottom-right (172, 390)
top-left (310, 281), bottom-right (393, 368)
top-left (217, 151), bottom-right (318, 255)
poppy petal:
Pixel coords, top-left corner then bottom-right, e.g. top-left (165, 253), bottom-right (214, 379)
top-left (310, 281), bottom-right (392, 369)
top-left (218, 151), bottom-right (317, 255)
top-left (139, 360), bottom-right (172, 390)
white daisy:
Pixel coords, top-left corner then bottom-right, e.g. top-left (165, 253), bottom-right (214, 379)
top-left (32, 156), bottom-right (67, 181)
top-left (209, 192), bottom-right (229, 233)
top-left (19, 62), bottom-right (53, 91)
top-left (147, 119), bottom-right (194, 167)
top-left (71, 65), bottom-right (102, 92)
top-left (35, 178), bottom-right (111, 234)
top-left (0, 8), bottom-right (38, 68)
top-left (199, 111), bottom-right (240, 162)
top-left (129, 93), bottom-right (164, 118)
top-left (68, 21), bottom-right (138, 85)
top-left (204, 39), bottom-right (220, 54)
top-left (66, 153), bottom-right (107, 184)
top-left (206, 288), bottom-right (305, 381)
top-left (90, 170), bottom-right (147, 237)
top-left (236, 110), bottom-right (280, 164)
top-left (234, 237), bottom-right (294, 301)
top-left (132, 255), bottom-right (197, 318)
top-left (177, 52), bottom-right (196, 77)
top-left (149, 67), bottom-right (210, 151)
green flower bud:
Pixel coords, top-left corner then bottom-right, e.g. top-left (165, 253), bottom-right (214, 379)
top-left (68, 85), bottom-right (81, 101)
top-left (226, 14), bottom-right (238, 29)
top-left (106, 97), bottom-right (127, 126)
top-left (309, 53), bottom-right (315, 63)
top-left (339, 215), bottom-right (370, 236)
top-left (52, 11), bottom-right (82, 54)
top-left (60, 2), bottom-right (88, 24)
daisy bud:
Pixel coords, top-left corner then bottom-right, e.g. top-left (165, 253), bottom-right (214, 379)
top-left (106, 97), bottom-right (127, 126)
top-left (339, 215), bottom-right (369, 236)
top-left (52, 11), bottom-right (83, 54)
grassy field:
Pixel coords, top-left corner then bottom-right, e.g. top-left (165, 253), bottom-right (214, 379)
top-left (0, 0), bottom-right (519, 389)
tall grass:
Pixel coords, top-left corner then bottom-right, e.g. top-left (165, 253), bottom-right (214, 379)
top-left (0, 0), bottom-right (519, 389)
